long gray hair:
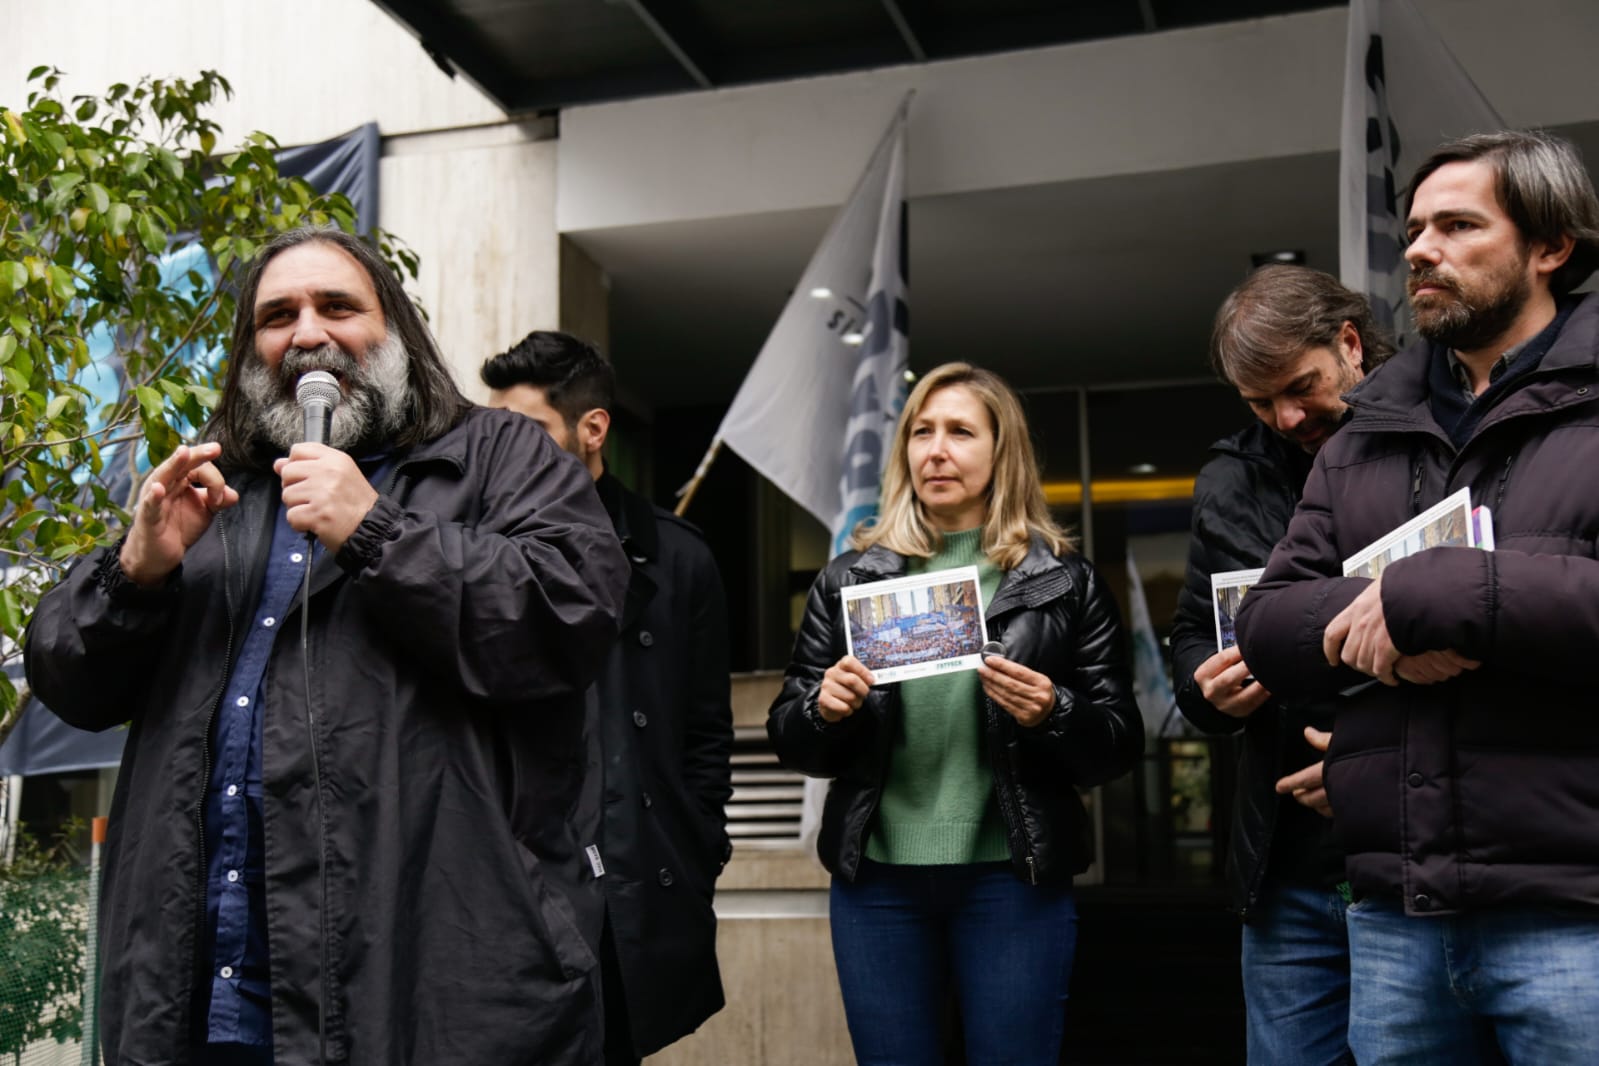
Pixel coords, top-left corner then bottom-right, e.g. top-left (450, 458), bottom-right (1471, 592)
top-left (204, 227), bottom-right (468, 469)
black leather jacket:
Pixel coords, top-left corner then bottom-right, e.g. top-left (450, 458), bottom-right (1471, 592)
top-left (767, 536), bottom-right (1142, 886)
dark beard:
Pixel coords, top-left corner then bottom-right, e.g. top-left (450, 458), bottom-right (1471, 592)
top-left (1409, 266), bottom-right (1531, 353)
top-left (238, 334), bottom-right (411, 455)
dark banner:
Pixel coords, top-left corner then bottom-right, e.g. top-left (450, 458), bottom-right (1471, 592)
top-left (0, 123), bottom-right (381, 778)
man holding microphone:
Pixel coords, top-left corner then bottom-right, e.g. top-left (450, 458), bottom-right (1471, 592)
top-left (26, 226), bottom-right (628, 1065)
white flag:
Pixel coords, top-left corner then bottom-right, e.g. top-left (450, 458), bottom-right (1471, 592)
top-left (1340, 0), bottom-right (1502, 344)
top-left (1125, 553), bottom-right (1182, 742)
top-left (716, 97), bottom-right (911, 556)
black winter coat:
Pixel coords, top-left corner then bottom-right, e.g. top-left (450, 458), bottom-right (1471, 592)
top-left (25, 408), bottom-right (630, 1065)
top-left (583, 474), bottom-right (732, 1057)
top-left (1238, 293), bottom-right (1599, 916)
top-left (1169, 421), bottom-right (1340, 917)
top-left (767, 538), bottom-right (1143, 886)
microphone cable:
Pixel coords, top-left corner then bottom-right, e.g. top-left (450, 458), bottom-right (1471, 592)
top-left (300, 533), bottom-right (331, 1066)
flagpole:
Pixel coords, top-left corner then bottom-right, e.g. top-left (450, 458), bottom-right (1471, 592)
top-left (674, 437), bottom-right (723, 517)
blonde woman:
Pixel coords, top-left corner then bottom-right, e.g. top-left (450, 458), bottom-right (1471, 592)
top-left (768, 362), bottom-right (1143, 1065)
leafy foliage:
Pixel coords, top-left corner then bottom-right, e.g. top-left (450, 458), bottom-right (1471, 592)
top-left (0, 821), bottom-right (89, 1059)
top-left (0, 67), bottom-right (419, 739)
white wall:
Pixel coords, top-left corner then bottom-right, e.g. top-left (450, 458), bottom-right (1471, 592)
top-left (0, 0), bottom-right (555, 393)
top-left (557, 0), bottom-right (1599, 233)
top-left (0, 0), bottom-right (501, 146)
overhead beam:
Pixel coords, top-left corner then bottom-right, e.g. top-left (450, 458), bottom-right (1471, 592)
top-left (365, 0), bottom-right (524, 113)
top-left (880, 0), bottom-right (928, 62)
top-left (620, 0), bottom-right (716, 90)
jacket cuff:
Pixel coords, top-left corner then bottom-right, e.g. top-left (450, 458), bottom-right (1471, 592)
top-left (803, 687), bottom-right (851, 734)
top-left (336, 494), bottom-right (403, 575)
top-left (93, 537), bottom-right (181, 606)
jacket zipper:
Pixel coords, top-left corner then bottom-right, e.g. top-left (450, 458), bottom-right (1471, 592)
top-left (986, 695), bottom-right (1039, 885)
top-left (983, 566), bottom-right (1044, 886)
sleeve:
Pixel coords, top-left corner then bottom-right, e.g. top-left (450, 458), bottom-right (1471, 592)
top-left (1170, 464), bottom-right (1248, 736)
top-left (1234, 457), bottom-right (1370, 702)
top-left (23, 538), bottom-right (184, 732)
top-left (334, 413), bottom-right (630, 704)
top-left (765, 561), bottom-right (867, 779)
top-left (1018, 561), bottom-right (1145, 788)
top-left (1380, 543), bottom-right (1599, 677)
top-left (679, 536), bottom-right (734, 863)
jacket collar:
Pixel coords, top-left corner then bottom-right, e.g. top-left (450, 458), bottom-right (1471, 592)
top-left (598, 471), bottom-right (659, 564)
top-left (597, 472), bottom-right (659, 631)
top-left (1209, 419), bottom-right (1314, 478)
top-left (848, 534), bottom-right (1070, 618)
top-left (1347, 292), bottom-right (1599, 429)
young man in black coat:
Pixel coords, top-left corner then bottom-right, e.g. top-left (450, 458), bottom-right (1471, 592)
top-left (1238, 131), bottom-right (1599, 1064)
top-left (484, 331), bottom-right (734, 1066)
top-left (1171, 266), bottom-right (1391, 1066)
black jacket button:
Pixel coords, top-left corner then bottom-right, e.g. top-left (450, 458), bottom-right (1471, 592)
top-left (642, 792), bottom-right (653, 808)
top-left (633, 710), bottom-right (648, 728)
top-left (1408, 772), bottom-right (1424, 788)
top-left (658, 867), bottom-right (674, 887)
top-left (638, 630), bottom-right (654, 647)
top-left (1414, 893), bottom-right (1431, 909)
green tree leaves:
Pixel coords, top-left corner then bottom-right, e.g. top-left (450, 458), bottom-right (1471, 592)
top-left (0, 67), bottom-right (421, 739)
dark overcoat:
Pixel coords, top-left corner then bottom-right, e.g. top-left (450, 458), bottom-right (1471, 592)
top-left (25, 407), bottom-right (629, 1065)
top-left (585, 475), bottom-right (733, 1057)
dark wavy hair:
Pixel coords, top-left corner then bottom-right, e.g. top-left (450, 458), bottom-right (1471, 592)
top-left (204, 226), bottom-right (469, 469)
top-left (1211, 265), bottom-right (1395, 390)
top-left (1406, 129), bottom-right (1599, 296)
top-left (479, 329), bottom-right (614, 429)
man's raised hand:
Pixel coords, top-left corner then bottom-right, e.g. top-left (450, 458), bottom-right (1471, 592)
top-left (119, 442), bottom-right (239, 587)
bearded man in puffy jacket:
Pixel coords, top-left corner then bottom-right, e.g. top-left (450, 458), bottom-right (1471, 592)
top-left (1238, 130), bottom-right (1599, 1065)
top-left (26, 226), bottom-right (629, 1066)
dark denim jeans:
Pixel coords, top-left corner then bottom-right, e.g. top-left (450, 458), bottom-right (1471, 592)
top-left (829, 859), bottom-right (1076, 1066)
top-left (1347, 896), bottom-right (1599, 1065)
top-left (1240, 882), bottom-right (1354, 1066)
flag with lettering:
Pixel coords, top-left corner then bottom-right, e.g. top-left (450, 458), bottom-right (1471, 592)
top-left (1340, 0), bottom-right (1501, 343)
top-left (715, 97), bottom-right (910, 556)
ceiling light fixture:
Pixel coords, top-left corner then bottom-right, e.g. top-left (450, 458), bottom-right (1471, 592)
top-left (1250, 249), bottom-right (1305, 268)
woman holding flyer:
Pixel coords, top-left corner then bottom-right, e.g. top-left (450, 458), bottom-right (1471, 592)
top-left (767, 362), bottom-right (1142, 1065)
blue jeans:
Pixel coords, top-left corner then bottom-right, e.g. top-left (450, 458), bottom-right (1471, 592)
top-left (1346, 896), bottom-right (1599, 1065)
top-left (1241, 882), bottom-right (1354, 1066)
top-left (829, 859), bottom-right (1076, 1066)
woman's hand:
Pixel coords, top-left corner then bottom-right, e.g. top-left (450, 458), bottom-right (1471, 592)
top-left (979, 655), bottom-right (1057, 728)
top-left (818, 655), bottom-right (875, 722)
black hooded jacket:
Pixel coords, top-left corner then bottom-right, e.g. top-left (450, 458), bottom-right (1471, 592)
top-left (1170, 420), bottom-right (1341, 917)
top-left (767, 538), bottom-right (1142, 886)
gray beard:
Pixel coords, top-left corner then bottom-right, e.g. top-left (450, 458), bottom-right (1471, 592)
top-left (240, 333), bottom-right (411, 455)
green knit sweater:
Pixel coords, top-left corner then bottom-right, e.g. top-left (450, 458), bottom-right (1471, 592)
top-left (865, 527), bottom-right (1009, 866)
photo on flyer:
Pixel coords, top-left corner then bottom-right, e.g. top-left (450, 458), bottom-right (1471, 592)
top-left (1342, 488), bottom-right (1483, 579)
top-left (841, 566), bottom-right (990, 684)
top-left (1211, 568), bottom-right (1266, 655)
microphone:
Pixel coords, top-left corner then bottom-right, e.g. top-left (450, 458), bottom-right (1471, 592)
top-left (295, 371), bottom-right (342, 446)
